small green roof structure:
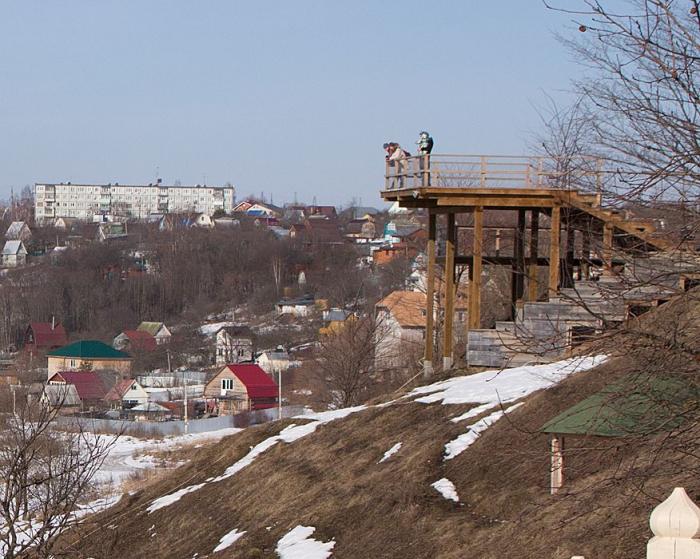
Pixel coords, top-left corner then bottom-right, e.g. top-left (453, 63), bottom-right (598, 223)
top-left (137, 322), bottom-right (165, 336)
top-left (541, 374), bottom-right (697, 495)
top-left (541, 375), bottom-right (696, 438)
top-left (47, 340), bottom-right (131, 359)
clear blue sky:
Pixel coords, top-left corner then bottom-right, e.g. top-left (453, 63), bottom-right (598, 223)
top-left (0, 1), bottom-right (582, 208)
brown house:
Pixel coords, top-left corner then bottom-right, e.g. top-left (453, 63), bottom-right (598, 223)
top-left (204, 364), bottom-right (278, 416)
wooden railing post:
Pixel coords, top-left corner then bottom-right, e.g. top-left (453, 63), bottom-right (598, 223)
top-left (480, 156), bottom-right (487, 187)
top-left (549, 206), bottom-right (561, 295)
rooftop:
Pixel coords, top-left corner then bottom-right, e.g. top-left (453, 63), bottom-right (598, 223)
top-left (47, 340), bottom-right (131, 360)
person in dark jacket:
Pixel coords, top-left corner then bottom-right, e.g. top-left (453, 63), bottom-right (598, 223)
top-left (416, 131), bottom-right (434, 185)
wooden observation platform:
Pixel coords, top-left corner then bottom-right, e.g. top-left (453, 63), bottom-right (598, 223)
top-left (381, 154), bottom-right (675, 374)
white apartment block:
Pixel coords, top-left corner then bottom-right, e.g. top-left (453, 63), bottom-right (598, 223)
top-left (34, 182), bottom-right (235, 224)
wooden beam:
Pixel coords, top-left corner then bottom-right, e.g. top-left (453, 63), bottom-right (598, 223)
top-left (549, 206), bottom-right (561, 294)
top-left (562, 211), bottom-right (576, 289)
top-left (435, 197), bottom-right (555, 209)
top-left (603, 223), bottom-right (614, 273)
top-left (443, 213), bottom-right (456, 369)
top-left (469, 206), bottom-right (483, 330)
top-left (441, 255), bottom-right (577, 267)
top-left (581, 227), bottom-right (591, 280)
top-left (527, 209), bottom-right (540, 301)
top-left (423, 213), bottom-right (436, 377)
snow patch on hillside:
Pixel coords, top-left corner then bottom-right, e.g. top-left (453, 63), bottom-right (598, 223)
top-left (276, 525), bottom-right (335, 559)
top-left (444, 403), bottom-right (523, 460)
top-left (378, 442), bottom-right (402, 463)
top-left (431, 478), bottom-right (459, 502)
top-left (213, 528), bottom-right (246, 553)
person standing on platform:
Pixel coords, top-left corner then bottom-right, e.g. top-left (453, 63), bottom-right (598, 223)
top-left (416, 131), bottom-right (434, 186)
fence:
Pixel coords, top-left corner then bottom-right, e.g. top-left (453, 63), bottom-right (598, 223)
top-left (383, 153), bottom-right (603, 192)
top-left (55, 405), bottom-right (309, 437)
top-left (571, 487), bottom-right (700, 558)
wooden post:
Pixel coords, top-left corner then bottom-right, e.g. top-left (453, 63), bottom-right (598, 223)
top-left (581, 226), bottom-right (591, 280)
top-left (511, 209), bottom-right (526, 317)
top-left (603, 223), bottom-right (614, 273)
top-left (527, 209), bottom-right (540, 301)
top-left (424, 213), bottom-right (436, 378)
top-left (443, 212), bottom-right (456, 370)
top-left (549, 206), bottom-right (561, 295)
top-left (550, 434), bottom-right (564, 495)
top-left (563, 212), bottom-right (576, 288)
top-left (469, 207), bottom-right (483, 330)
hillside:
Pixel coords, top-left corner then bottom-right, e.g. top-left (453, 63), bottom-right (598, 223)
top-left (57, 297), bottom-right (700, 559)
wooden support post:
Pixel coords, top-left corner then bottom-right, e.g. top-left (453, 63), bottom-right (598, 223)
top-left (563, 212), bottom-right (576, 289)
top-left (423, 213), bottom-right (436, 378)
top-left (511, 209), bottom-right (526, 317)
top-left (527, 209), bottom-right (539, 301)
top-left (469, 207), bottom-right (483, 330)
top-left (603, 223), bottom-right (614, 274)
top-left (550, 435), bottom-right (564, 495)
top-left (549, 206), bottom-right (561, 295)
top-left (443, 213), bottom-right (456, 370)
top-left (581, 227), bottom-right (591, 280)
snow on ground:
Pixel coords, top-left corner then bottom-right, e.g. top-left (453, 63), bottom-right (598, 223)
top-left (409, 356), bottom-right (606, 408)
top-left (213, 528), bottom-right (246, 553)
top-left (275, 525), bottom-right (335, 559)
top-left (431, 478), bottom-right (460, 503)
top-left (148, 407), bottom-right (366, 513)
top-left (378, 442), bottom-right (402, 463)
top-left (444, 403), bottom-right (523, 461)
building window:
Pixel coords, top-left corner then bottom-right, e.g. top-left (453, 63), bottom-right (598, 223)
top-left (222, 378), bottom-right (234, 390)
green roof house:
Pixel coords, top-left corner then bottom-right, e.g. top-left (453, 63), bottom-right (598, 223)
top-left (47, 340), bottom-right (132, 378)
top-left (136, 322), bottom-right (172, 345)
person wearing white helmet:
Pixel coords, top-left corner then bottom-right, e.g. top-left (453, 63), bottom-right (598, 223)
top-left (416, 131), bottom-right (434, 186)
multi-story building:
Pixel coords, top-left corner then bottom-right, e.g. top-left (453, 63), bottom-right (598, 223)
top-left (34, 181), bottom-right (235, 224)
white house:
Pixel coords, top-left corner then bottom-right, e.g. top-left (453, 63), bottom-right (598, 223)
top-left (256, 348), bottom-right (301, 376)
top-left (2, 240), bottom-right (27, 268)
top-left (215, 326), bottom-right (255, 365)
top-left (275, 295), bottom-right (316, 317)
top-left (136, 322), bottom-right (172, 345)
top-left (104, 379), bottom-right (149, 410)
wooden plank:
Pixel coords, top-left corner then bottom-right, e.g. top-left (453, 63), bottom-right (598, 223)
top-left (550, 435), bottom-right (564, 495)
top-left (469, 207), bottom-right (483, 330)
top-left (528, 209), bottom-right (540, 301)
top-left (549, 206), bottom-right (561, 294)
top-left (511, 209), bottom-right (526, 314)
top-left (443, 213), bottom-right (456, 368)
top-left (435, 197), bottom-right (555, 209)
top-left (581, 227), bottom-right (591, 280)
top-left (603, 223), bottom-right (614, 272)
top-left (424, 213), bottom-right (436, 371)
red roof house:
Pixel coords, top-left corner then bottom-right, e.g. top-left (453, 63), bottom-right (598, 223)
top-left (24, 322), bottom-right (69, 351)
top-left (113, 330), bottom-right (157, 352)
top-left (47, 371), bottom-right (114, 409)
top-left (204, 364), bottom-right (278, 415)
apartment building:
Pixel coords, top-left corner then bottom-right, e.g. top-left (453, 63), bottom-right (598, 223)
top-left (34, 181), bottom-right (235, 224)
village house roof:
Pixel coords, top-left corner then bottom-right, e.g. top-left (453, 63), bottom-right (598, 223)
top-left (276, 295), bottom-right (315, 307)
top-left (217, 325), bottom-right (255, 339)
top-left (5, 221), bottom-right (30, 240)
top-left (117, 330), bottom-right (157, 351)
top-left (260, 349), bottom-right (291, 362)
top-left (305, 205), bottom-right (337, 219)
top-left (2, 240), bottom-right (27, 256)
top-left (48, 371), bottom-right (111, 401)
top-left (43, 384), bottom-right (81, 407)
top-left (130, 402), bottom-right (170, 413)
top-left (137, 322), bottom-right (166, 336)
top-left (47, 340), bottom-right (131, 360)
top-left (25, 322), bottom-right (69, 349)
top-left (104, 378), bottom-right (140, 402)
top-left (224, 364), bottom-right (278, 399)
top-left (376, 291), bottom-right (427, 329)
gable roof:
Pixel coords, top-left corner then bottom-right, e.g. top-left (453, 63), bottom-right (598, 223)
top-left (26, 322), bottom-right (69, 348)
top-left (43, 384), bottom-right (81, 407)
top-left (376, 291), bottom-right (427, 328)
top-left (5, 221), bottom-right (30, 239)
top-left (217, 325), bottom-right (255, 339)
top-left (137, 322), bottom-right (167, 336)
top-left (48, 371), bottom-right (109, 401)
top-left (47, 340), bottom-right (131, 360)
top-left (225, 364), bottom-right (278, 399)
top-left (2, 240), bottom-right (27, 256)
top-left (118, 330), bottom-right (157, 351)
top-left (105, 378), bottom-right (140, 402)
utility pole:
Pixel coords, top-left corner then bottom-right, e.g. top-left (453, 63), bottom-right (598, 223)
top-left (183, 370), bottom-right (189, 434)
top-left (278, 369), bottom-right (282, 420)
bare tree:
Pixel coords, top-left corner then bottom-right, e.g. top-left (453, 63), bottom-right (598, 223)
top-left (0, 388), bottom-right (117, 559)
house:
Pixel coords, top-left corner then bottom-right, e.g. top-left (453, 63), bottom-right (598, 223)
top-left (256, 348), bottom-right (300, 376)
top-left (53, 217), bottom-right (77, 230)
top-left (45, 370), bottom-right (116, 411)
top-left (319, 309), bottom-right (356, 336)
top-left (276, 295), bottom-right (316, 317)
top-left (372, 243), bottom-right (417, 266)
top-left (5, 221), bottom-right (32, 242)
top-left (214, 217), bottom-right (240, 228)
top-left (41, 384), bottom-right (81, 414)
top-left (127, 402), bottom-right (172, 421)
top-left (204, 364), bottom-right (278, 416)
top-left (96, 222), bottom-right (128, 242)
top-left (113, 330), bottom-right (157, 352)
top-left (215, 325), bottom-right (255, 365)
top-left (2, 240), bottom-right (27, 267)
top-left (296, 218), bottom-right (344, 246)
top-left (136, 322), bottom-right (172, 345)
top-left (345, 217), bottom-right (377, 241)
top-left (24, 321), bottom-right (69, 351)
top-left (305, 205), bottom-right (338, 220)
top-left (104, 378), bottom-right (149, 410)
top-left (46, 340), bottom-right (132, 376)
top-left (159, 213), bottom-right (213, 231)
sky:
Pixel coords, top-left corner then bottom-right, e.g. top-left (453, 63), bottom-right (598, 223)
top-left (0, 1), bottom-right (585, 208)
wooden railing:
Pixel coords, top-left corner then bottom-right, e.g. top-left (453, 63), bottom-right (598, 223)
top-left (383, 154), bottom-right (603, 192)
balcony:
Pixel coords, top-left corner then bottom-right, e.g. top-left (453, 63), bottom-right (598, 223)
top-left (383, 154), bottom-right (603, 192)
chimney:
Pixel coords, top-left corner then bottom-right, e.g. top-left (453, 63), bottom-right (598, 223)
top-left (51, 315), bottom-right (55, 330)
